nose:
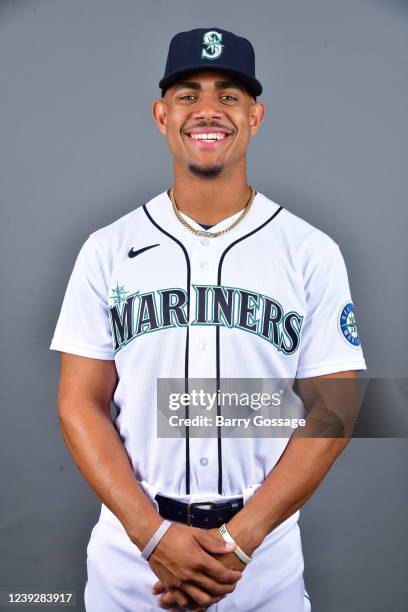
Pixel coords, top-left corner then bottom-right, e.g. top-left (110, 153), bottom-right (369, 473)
top-left (190, 93), bottom-right (224, 122)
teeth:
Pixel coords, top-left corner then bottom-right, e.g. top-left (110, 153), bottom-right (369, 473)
top-left (190, 133), bottom-right (227, 141)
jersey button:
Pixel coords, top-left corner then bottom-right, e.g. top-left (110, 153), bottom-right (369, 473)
top-left (200, 237), bottom-right (210, 246)
top-left (197, 340), bottom-right (207, 351)
top-left (200, 457), bottom-right (209, 466)
top-left (200, 261), bottom-right (210, 270)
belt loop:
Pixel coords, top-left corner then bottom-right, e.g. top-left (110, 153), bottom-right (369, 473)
top-left (242, 483), bottom-right (261, 505)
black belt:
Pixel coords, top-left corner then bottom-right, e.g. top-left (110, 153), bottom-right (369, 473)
top-left (156, 494), bottom-right (244, 529)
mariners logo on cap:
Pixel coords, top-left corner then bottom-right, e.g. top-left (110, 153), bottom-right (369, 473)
top-left (338, 302), bottom-right (361, 347)
top-left (201, 30), bottom-right (224, 60)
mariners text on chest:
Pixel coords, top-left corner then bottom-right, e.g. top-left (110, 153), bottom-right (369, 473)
top-left (108, 284), bottom-right (304, 355)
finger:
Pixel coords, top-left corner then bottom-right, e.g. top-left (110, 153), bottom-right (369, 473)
top-left (155, 589), bottom-right (179, 609)
top-left (157, 592), bottom-right (198, 612)
top-left (156, 588), bottom-right (186, 610)
top-left (157, 589), bottom-right (182, 607)
top-left (152, 579), bottom-right (166, 595)
top-left (196, 550), bottom-right (243, 584)
top-left (193, 529), bottom-right (236, 556)
top-left (181, 583), bottom-right (225, 609)
top-left (169, 587), bottom-right (201, 611)
top-left (187, 571), bottom-right (237, 597)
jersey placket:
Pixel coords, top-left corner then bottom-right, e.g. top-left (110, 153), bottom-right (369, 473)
top-left (187, 233), bottom-right (222, 496)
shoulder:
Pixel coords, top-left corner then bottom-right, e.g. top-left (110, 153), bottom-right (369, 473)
top-left (258, 192), bottom-right (340, 260)
top-left (85, 191), bottom-right (166, 256)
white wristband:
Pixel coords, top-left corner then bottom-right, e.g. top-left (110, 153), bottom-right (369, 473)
top-left (141, 519), bottom-right (172, 561)
top-left (219, 523), bottom-right (252, 565)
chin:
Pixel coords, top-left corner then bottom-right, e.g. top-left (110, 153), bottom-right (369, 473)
top-left (188, 163), bottom-right (224, 179)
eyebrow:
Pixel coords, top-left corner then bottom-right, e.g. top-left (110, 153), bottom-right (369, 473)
top-left (174, 80), bottom-right (244, 92)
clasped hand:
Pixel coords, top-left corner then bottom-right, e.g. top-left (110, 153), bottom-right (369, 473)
top-left (148, 523), bottom-right (246, 611)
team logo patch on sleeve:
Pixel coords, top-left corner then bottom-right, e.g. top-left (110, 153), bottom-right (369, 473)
top-left (338, 302), bottom-right (361, 347)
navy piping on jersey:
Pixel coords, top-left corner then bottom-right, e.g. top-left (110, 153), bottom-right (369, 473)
top-left (216, 205), bottom-right (283, 494)
top-left (143, 199), bottom-right (283, 496)
top-left (143, 203), bottom-right (192, 495)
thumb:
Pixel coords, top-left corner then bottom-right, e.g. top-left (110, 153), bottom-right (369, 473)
top-left (194, 529), bottom-right (236, 555)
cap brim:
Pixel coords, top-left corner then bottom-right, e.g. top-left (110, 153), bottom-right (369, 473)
top-left (159, 65), bottom-right (262, 98)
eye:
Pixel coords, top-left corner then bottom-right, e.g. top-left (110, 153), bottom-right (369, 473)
top-left (178, 94), bottom-right (197, 101)
top-left (221, 94), bottom-right (238, 102)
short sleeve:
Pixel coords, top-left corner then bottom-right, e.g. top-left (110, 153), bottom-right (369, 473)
top-left (296, 244), bottom-right (367, 378)
top-left (49, 234), bottom-right (115, 360)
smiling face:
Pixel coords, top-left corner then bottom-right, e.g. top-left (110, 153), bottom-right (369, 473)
top-left (152, 70), bottom-right (264, 180)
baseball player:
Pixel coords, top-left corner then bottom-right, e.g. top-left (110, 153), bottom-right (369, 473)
top-left (50, 27), bottom-right (367, 611)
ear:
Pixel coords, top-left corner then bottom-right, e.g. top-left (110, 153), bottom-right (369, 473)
top-left (249, 101), bottom-right (265, 135)
top-left (151, 99), bottom-right (168, 136)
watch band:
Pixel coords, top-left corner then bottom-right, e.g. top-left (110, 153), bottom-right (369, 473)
top-left (219, 523), bottom-right (252, 565)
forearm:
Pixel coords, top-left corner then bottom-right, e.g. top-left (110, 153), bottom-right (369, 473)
top-left (59, 399), bottom-right (162, 549)
top-left (227, 436), bottom-right (350, 554)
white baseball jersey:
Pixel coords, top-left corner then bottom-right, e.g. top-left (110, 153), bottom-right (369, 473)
top-left (50, 189), bottom-right (366, 611)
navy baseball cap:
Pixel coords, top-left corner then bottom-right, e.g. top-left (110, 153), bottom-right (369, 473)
top-left (159, 27), bottom-right (263, 99)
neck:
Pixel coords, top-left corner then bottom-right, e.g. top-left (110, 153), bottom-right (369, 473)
top-left (171, 161), bottom-right (252, 225)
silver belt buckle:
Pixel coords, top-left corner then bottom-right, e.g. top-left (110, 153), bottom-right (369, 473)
top-left (187, 501), bottom-right (217, 525)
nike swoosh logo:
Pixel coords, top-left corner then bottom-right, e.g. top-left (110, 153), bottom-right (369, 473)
top-left (128, 243), bottom-right (160, 258)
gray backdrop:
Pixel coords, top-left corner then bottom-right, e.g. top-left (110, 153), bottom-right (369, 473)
top-left (1, 0), bottom-right (407, 610)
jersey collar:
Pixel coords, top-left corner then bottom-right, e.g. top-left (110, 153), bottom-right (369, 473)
top-left (143, 189), bottom-right (282, 246)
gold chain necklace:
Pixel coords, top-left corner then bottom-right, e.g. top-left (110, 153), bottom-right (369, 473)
top-left (169, 186), bottom-right (256, 238)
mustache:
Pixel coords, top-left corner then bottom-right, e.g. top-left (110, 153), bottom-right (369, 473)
top-left (183, 121), bottom-right (235, 133)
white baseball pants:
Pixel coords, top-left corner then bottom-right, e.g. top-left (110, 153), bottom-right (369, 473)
top-left (84, 506), bottom-right (311, 612)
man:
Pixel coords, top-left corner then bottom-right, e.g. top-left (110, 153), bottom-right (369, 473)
top-left (50, 27), bottom-right (367, 611)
